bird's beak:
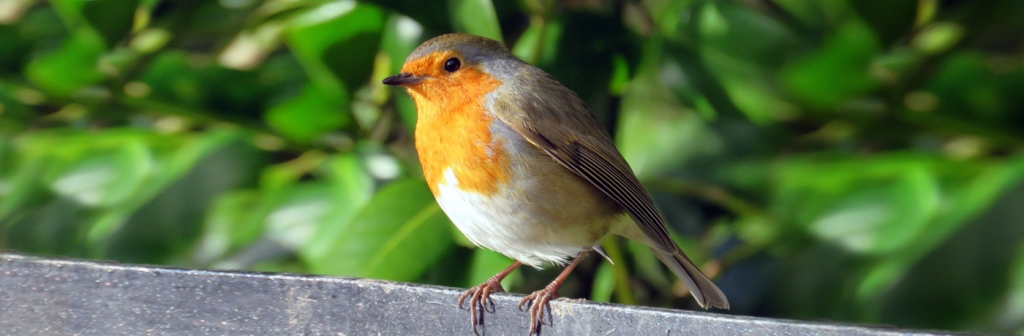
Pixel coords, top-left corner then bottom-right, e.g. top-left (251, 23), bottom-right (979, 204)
top-left (382, 73), bottom-right (424, 86)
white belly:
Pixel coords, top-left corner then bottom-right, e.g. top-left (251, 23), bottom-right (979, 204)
top-left (434, 169), bottom-right (624, 268)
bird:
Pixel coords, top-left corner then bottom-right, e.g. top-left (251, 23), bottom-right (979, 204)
top-left (382, 33), bottom-right (729, 335)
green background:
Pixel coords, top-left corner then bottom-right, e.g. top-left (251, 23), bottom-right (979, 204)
top-left (2, 0), bottom-right (1023, 333)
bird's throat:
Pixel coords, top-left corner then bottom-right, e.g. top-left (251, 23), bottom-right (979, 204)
top-left (411, 74), bottom-right (508, 197)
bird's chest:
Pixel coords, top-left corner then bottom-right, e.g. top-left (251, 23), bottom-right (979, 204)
top-left (414, 99), bottom-right (512, 197)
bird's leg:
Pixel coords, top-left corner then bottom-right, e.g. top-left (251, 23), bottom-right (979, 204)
top-left (519, 250), bottom-right (589, 336)
top-left (459, 261), bottom-right (522, 335)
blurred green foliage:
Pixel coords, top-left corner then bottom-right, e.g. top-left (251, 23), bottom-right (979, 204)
top-left (1, 0), bottom-right (1023, 333)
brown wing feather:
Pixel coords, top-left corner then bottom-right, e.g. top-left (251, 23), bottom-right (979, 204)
top-left (490, 71), bottom-right (676, 254)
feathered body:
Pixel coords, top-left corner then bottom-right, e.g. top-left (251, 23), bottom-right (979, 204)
top-left (383, 33), bottom-right (728, 334)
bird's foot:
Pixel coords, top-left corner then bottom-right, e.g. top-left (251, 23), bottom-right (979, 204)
top-left (518, 285), bottom-right (559, 336)
top-left (459, 277), bottom-right (505, 335)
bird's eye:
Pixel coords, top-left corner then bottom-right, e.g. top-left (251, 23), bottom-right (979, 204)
top-left (443, 57), bottom-right (461, 72)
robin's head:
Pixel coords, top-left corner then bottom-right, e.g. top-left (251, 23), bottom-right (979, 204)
top-left (382, 34), bottom-right (514, 102)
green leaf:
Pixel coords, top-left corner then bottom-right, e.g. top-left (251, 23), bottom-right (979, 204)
top-left (912, 22), bottom-right (965, 54)
top-left (921, 51), bottom-right (1021, 132)
top-left (264, 83), bottom-right (351, 143)
top-left (285, 1), bottom-right (385, 94)
top-left (80, 0), bottom-right (140, 48)
top-left (448, 0), bottom-right (502, 42)
top-left (136, 51), bottom-right (204, 106)
top-left (25, 31), bottom-right (106, 96)
top-left (84, 129), bottom-right (242, 246)
top-left (806, 167), bottom-right (938, 254)
top-left (264, 182), bottom-right (334, 249)
top-left (510, 15), bottom-right (559, 65)
top-left (774, 154), bottom-right (1024, 257)
top-left (692, 2), bottom-right (803, 123)
top-left (655, 33), bottom-right (749, 123)
top-left (44, 138), bottom-right (152, 207)
top-left (782, 20), bottom-right (881, 109)
top-left (617, 58), bottom-right (722, 179)
top-left (192, 190), bottom-right (266, 265)
top-left (0, 128), bottom-right (241, 254)
top-left (103, 139), bottom-right (263, 264)
top-left (310, 178), bottom-right (455, 282)
top-left (300, 153), bottom-right (375, 259)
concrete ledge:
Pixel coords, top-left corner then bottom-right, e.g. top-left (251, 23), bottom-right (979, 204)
top-left (0, 253), bottom-right (962, 335)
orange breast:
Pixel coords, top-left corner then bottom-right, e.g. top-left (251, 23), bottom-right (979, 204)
top-left (409, 67), bottom-right (509, 196)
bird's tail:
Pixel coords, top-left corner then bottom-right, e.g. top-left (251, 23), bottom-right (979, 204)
top-left (653, 249), bottom-right (730, 310)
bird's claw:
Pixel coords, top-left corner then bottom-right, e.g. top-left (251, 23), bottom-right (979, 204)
top-left (459, 278), bottom-right (505, 335)
top-left (518, 287), bottom-right (558, 336)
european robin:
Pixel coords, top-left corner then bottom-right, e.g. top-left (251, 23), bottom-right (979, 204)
top-left (383, 33), bottom-right (729, 335)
